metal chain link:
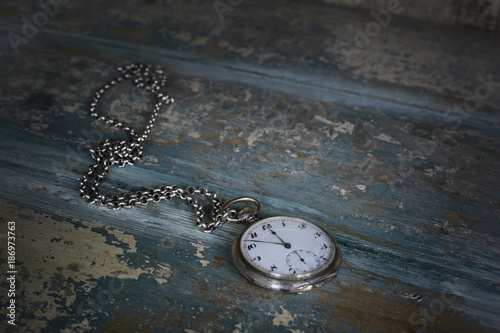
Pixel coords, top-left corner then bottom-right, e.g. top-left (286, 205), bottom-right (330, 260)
top-left (79, 63), bottom-right (231, 232)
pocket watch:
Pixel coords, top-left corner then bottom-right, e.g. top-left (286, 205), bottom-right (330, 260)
top-left (225, 198), bottom-right (342, 293)
top-left (80, 63), bottom-right (342, 293)
top-left (233, 216), bottom-right (341, 293)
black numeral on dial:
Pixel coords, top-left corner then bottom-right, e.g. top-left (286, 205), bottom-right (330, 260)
top-left (262, 223), bottom-right (272, 231)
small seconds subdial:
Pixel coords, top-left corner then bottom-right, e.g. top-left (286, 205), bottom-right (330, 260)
top-left (286, 250), bottom-right (322, 274)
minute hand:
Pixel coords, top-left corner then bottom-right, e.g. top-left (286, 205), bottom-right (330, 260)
top-left (244, 240), bottom-right (288, 246)
top-left (270, 230), bottom-right (291, 249)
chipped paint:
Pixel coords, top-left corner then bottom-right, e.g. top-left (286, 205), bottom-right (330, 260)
top-left (268, 306), bottom-right (296, 327)
top-left (225, 137), bottom-right (245, 145)
top-left (257, 52), bottom-right (277, 62)
top-left (243, 90), bottom-right (252, 101)
top-left (232, 322), bottom-right (247, 333)
top-left (189, 131), bottom-right (202, 139)
top-left (356, 184), bottom-right (366, 192)
top-left (153, 263), bottom-right (173, 285)
top-left (191, 242), bottom-right (209, 259)
top-left (192, 36), bottom-right (210, 46)
top-left (189, 80), bottom-right (201, 93)
top-left (314, 115), bottom-right (355, 135)
top-left (30, 123), bottom-right (49, 131)
top-left (332, 184), bottom-right (350, 197)
top-left (425, 165), bottom-right (460, 177)
top-left (246, 127), bottom-right (275, 147)
top-left (424, 165), bottom-right (444, 177)
top-left (190, 242), bottom-right (211, 267)
top-left (143, 155), bottom-right (159, 165)
top-left (199, 260), bottom-right (210, 267)
top-left (0, 200), bottom-right (146, 331)
top-left (174, 31), bottom-right (192, 42)
top-left (62, 318), bottom-right (92, 332)
top-left (236, 47), bottom-right (254, 57)
top-left (374, 133), bottom-right (401, 145)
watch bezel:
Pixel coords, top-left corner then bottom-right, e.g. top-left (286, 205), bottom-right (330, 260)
top-left (232, 216), bottom-right (342, 293)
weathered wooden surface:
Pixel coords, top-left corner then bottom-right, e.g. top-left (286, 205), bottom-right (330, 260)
top-left (0, 0), bottom-right (499, 332)
top-left (324, 0), bottom-right (500, 31)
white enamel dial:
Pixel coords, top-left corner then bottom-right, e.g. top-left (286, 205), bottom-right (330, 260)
top-left (238, 216), bottom-right (336, 278)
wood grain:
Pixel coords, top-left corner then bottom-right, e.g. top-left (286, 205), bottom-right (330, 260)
top-left (0, 0), bottom-right (499, 332)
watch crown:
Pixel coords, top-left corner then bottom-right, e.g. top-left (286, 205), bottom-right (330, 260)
top-left (238, 206), bottom-right (253, 214)
top-left (237, 206), bottom-right (258, 224)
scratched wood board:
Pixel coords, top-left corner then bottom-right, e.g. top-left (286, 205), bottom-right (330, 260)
top-left (324, 0), bottom-right (500, 31)
top-left (0, 0), bottom-right (499, 332)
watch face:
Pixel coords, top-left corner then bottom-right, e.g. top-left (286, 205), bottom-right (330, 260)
top-left (237, 216), bottom-right (337, 279)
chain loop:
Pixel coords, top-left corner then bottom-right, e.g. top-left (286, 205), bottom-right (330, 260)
top-left (80, 63), bottom-right (230, 232)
